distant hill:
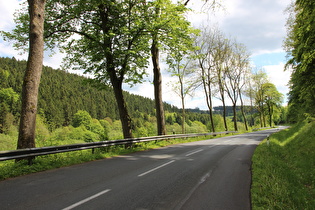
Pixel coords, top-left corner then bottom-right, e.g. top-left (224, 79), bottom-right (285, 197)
top-left (184, 106), bottom-right (255, 117)
top-left (0, 57), bottom-right (179, 129)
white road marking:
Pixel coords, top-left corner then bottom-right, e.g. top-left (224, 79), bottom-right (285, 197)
top-left (175, 171), bottom-right (213, 210)
top-left (138, 160), bottom-right (175, 177)
top-left (62, 189), bottom-right (111, 210)
top-left (199, 172), bottom-right (210, 184)
top-left (185, 149), bottom-right (204, 157)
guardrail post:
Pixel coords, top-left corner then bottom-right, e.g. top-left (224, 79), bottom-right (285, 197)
top-left (28, 157), bottom-right (33, 165)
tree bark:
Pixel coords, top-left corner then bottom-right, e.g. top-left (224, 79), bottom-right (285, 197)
top-left (151, 39), bottom-right (166, 135)
top-left (232, 103), bottom-right (238, 131)
top-left (180, 77), bottom-right (186, 134)
top-left (239, 89), bottom-right (248, 131)
top-left (249, 87), bottom-right (255, 126)
top-left (267, 103), bottom-right (273, 127)
top-left (105, 36), bottom-right (133, 140)
top-left (110, 75), bottom-right (133, 139)
top-left (220, 90), bottom-right (228, 131)
top-left (262, 107), bottom-right (267, 127)
top-left (259, 103), bottom-right (264, 128)
top-left (218, 75), bottom-right (228, 131)
top-left (202, 77), bottom-right (215, 132)
top-left (207, 94), bottom-right (215, 132)
top-left (17, 0), bottom-right (46, 152)
top-left (181, 95), bottom-right (185, 134)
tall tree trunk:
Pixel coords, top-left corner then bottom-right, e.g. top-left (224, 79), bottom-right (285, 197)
top-left (239, 91), bottom-right (248, 131)
top-left (151, 39), bottom-right (166, 135)
top-left (268, 104), bottom-right (273, 127)
top-left (106, 47), bottom-right (133, 140)
top-left (249, 93), bottom-right (254, 126)
top-left (207, 94), bottom-right (215, 132)
top-left (202, 75), bottom-right (215, 132)
top-left (218, 73), bottom-right (228, 131)
top-left (220, 91), bottom-right (228, 131)
top-left (232, 103), bottom-right (238, 131)
top-left (17, 0), bottom-right (46, 152)
top-left (262, 107), bottom-right (267, 127)
top-left (181, 95), bottom-right (185, 134)
top-left (180, 77), bottom-right (185, 134)
top-left (110, 75), bottom-right (133, 139)
top-left (259, 103), bottom-right (264, 128)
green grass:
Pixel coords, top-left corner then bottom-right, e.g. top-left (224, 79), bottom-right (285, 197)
top-left (251, 121), bottom-right (315, 209)
top-left (0, 134), bottom-right (224, 181)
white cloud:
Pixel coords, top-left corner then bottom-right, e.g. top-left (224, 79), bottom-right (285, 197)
top-left (43, 51), bottom-right (64, 70)
top-left (193, 0), bottom-right (291, 54)
top-left (0, 0), bottom-right (27, 60)
top-left (263, 63), bottom-right (291, 104)
top-left (0, 0), bottom-right (21, 30)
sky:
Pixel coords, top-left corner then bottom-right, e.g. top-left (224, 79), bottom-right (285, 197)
top-left (0, 0), bottom-right (292, 110)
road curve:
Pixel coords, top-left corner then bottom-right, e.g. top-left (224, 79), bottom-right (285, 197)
top-left (0, 128), bottom-right (286, 210)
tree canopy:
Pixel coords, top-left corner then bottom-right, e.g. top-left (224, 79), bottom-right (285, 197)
top-left (285, 0), bottom-right (315, 121)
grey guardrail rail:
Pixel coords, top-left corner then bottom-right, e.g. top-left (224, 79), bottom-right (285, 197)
top-left (0, 131), bottom-right (237, 162)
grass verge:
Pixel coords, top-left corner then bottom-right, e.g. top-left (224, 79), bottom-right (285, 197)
top-left (251, 121), bottom-right (315, 209)
top-left (0, 134), bottom-right (225, 181)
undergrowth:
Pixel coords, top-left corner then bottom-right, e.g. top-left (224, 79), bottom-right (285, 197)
top-left (251, 121), bottom-right (315, 209)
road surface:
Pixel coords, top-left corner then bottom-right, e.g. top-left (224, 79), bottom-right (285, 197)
top-left (0, 128), bottom-right (285, 210)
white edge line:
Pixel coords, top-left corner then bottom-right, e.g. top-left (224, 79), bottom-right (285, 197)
top-left (138, 160), bottom-right (175, 177)
top-left (185, 149), bottom-right (204, 157)
top-left (62, 189), bottom-right (111, 210)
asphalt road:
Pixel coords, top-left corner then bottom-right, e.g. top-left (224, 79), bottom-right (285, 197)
top-left (0, 128), bottom-right (286, 210)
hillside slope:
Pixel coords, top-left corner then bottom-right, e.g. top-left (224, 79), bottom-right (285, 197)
top-left (251, 121), bottom-right (315, 209)
top-left (0, 57), bottom-right (178, 129)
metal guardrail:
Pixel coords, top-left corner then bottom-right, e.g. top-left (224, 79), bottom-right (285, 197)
top-left (0, 131), bottom-right (237, 162)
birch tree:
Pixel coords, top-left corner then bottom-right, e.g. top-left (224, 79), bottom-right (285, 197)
top-left (234, 43), bottom-right (251, 131)
top-left (193, 26), bottom-right (218, 132)
top-left (213, 33), bottom-right (231, 131)
top-left (224, 42), bottom-right (250, 131)
top-left (167, 50), bottom-right (196, 134)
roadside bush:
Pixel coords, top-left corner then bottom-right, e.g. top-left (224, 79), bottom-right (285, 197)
top-left (36, 115), bottom-right (51, 147)
top-left (186, 121), bottom-right (207, 133)
top-left (0, 133), bottom-right (17, 151)
top-left (72, 110), bottom-right (92, 129)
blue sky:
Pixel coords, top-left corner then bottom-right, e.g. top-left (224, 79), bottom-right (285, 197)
top-left (0, 0), bottom-right (292, 109)
top-left (251, 52), bottom-right (287, 67)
